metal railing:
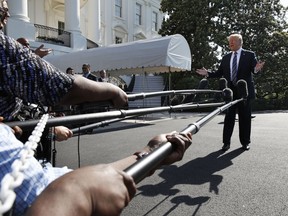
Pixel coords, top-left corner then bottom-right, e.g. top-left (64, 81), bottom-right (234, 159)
top-left (34, 24), bottom-right (71, 47)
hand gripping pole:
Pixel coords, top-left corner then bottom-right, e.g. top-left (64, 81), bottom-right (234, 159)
top-left (124, 80), bottom-right (248, 183)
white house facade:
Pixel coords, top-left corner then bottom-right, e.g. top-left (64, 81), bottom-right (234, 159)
top-left (5, 0), bottom-right (164, 55)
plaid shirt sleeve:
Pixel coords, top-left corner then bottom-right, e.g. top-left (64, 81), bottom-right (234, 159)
top-left (0, 31), bottom-right (75, 120)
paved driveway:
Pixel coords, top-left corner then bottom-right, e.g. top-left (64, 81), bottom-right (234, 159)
top-left (55, 111), bottom-right (288, 216)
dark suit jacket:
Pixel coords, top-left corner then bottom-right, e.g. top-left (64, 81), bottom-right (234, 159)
top-left (208, 49), bottom-right (257, 99)
top-left (85, 73), bottom-right (97, 81)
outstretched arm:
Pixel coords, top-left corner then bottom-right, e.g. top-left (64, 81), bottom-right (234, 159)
top-left (34, 44), bottom-right (52, 58)
top-left (59, 75), bottom-right (128, 108)
top-left (110, 132), bottom-right (192, 170)
top-left (25, 164), bottom-right (136, 216)
top-left (25, 132), bottom-right (192, 216)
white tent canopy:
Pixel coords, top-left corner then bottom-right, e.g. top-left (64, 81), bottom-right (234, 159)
top-left (45, 34), bottom-right (191, 76)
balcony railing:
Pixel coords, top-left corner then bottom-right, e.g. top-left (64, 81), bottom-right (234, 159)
top-left (34, 24), bottom-right (71, 47)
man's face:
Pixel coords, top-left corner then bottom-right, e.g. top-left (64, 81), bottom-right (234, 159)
top-left (229, 36), bottom-right (242, 51)
top-left (100, 70), bottom-right (106, 78)
top-left (82, 65), bottom-right (90, 74)
top-left (67, 69), bottom-right (74, 75)
top-left (17, 38), bottom-right (30, 48)
top-left (0, 0), bottom-right (10, 29)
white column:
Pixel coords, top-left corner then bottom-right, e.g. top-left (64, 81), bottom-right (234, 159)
top-left (65, 0), bottom-right (81, 33)
top-left (145, 2), bottom-right (152, 38)
top-left (6, 0), bottom-right (35, 40)
top-left (87, 0), bottom-right (101, 44)
top-left (64, 0), bottom-right (87, 50)
top-left (8, 0), bottom-right (29, 22)
top-left (104, 0), bottom-right (113, 45)
top-left (127, 0), bottom-right (134, 41)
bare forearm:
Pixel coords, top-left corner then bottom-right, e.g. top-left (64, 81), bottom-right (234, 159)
top-left (109, 155), bottom-right (138, 170)
top-left (60, 75), bottom-right (127, 107)
top-left (26, 165), bottom-right (136, 216)
top-left (60, 76), bottom-right (111, 103)
top-left (25, 133), bottom-right (191, 216)
top-left (26, 178), bottom-right (91, 216)
top-left (109, 146), bottom-right (151, 170)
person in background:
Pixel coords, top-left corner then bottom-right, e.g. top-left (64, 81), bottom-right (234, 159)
top-left (17, 37), bottom-right (52, 58)
top-left (98, 70), bottom-right (108, 82)
top-left (66, 67), bottom-right (74, 75)
top-left (196, 33), bottom-right (265, 151)
top-left (82, 63), bottom-right (97, 81)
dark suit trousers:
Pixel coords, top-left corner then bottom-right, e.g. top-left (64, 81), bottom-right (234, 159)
top-left (223, 97), bottom-right (252, 146)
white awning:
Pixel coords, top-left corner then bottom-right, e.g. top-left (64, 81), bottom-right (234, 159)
top-left (45, 34), bottom-right (191, 75)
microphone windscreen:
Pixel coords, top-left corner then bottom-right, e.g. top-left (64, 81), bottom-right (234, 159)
top-left (237, 79), bottom-right (248, 99)
top-left (222, 88), bottom-right (233, 102)
top-left (198, 78), bottom-right (209, 89)
top-left (219, 78), bottom-right (228, 90)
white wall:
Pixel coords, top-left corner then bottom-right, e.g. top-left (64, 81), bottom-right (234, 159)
top-left (7, 0), bottom-right (163, 54)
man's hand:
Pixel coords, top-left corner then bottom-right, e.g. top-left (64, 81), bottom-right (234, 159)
top-left (111, 85), bottom-right (128, 108)
top-left (87, 165), bottom-right (136, 216)
top-left (53, 126), bottom-right (73, 142)
top-left (196, 67), bottom-right (208, 76)
top-left (255, 61), bottom-right (265, 73)
top-left (144, 132), bottom-right (192, 165)
top-left (34, 44), bottom-right (52, 58)
top-left (0, 116), bottom-right (23, 138)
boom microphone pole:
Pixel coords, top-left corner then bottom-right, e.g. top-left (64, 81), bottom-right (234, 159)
top-left (85, 88), bottom-right (223, 108)
top-left (124, 80), bottom-right (248, 183)
top-left (198, 78), bottom-right (209, 89)
top-left (6, 102), bottom-right (226, 131)
top-left (219, 78), bottom-right (228, 90)
top-left (192, 78), bottom-right (209, 103)
top-left (127, 88), bottom-right (221, 101)
top-left (70, 115), bottom-right (140, 135)
top-left (55, 88), bottom-right (224, 116)
top-left (73, 93), bottom-right (237, 135)
top-left (214, 78), bottom-right (228, 103)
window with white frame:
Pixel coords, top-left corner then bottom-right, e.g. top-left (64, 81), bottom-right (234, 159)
top-left (152, 11), bottom-right (158, 31)
top-left (115, 0), bottom-right (122, 17)
top-left (114, 26), bottom-right (127, 44)
top-left (135, 3), bottom-right (142, 25)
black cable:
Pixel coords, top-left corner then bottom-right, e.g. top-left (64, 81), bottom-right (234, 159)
top-left (52, 127), bottom-right (57, 167)
top-left (77, 127), bottom-right (81, 168)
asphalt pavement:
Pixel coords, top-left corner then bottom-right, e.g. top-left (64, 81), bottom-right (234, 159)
top-left (55, 110), bottom-right (288, 216)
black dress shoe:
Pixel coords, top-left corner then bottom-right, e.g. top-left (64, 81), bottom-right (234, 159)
top-left (222, 143), bottom-right (230, 151)
top-left (242, 144), bottom-right (250, 150)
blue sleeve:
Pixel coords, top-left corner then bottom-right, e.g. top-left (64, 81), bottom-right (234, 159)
top-left (0, 124), bottom-right (71, 215)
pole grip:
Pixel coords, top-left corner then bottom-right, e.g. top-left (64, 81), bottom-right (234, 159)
top-left (124, 98), bottom-right (243, 183)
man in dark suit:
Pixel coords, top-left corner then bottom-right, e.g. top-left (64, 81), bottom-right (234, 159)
top-left (196, 33), bottom-right (265, 151)
top-left (82, 63), bottom-right (97, 81)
